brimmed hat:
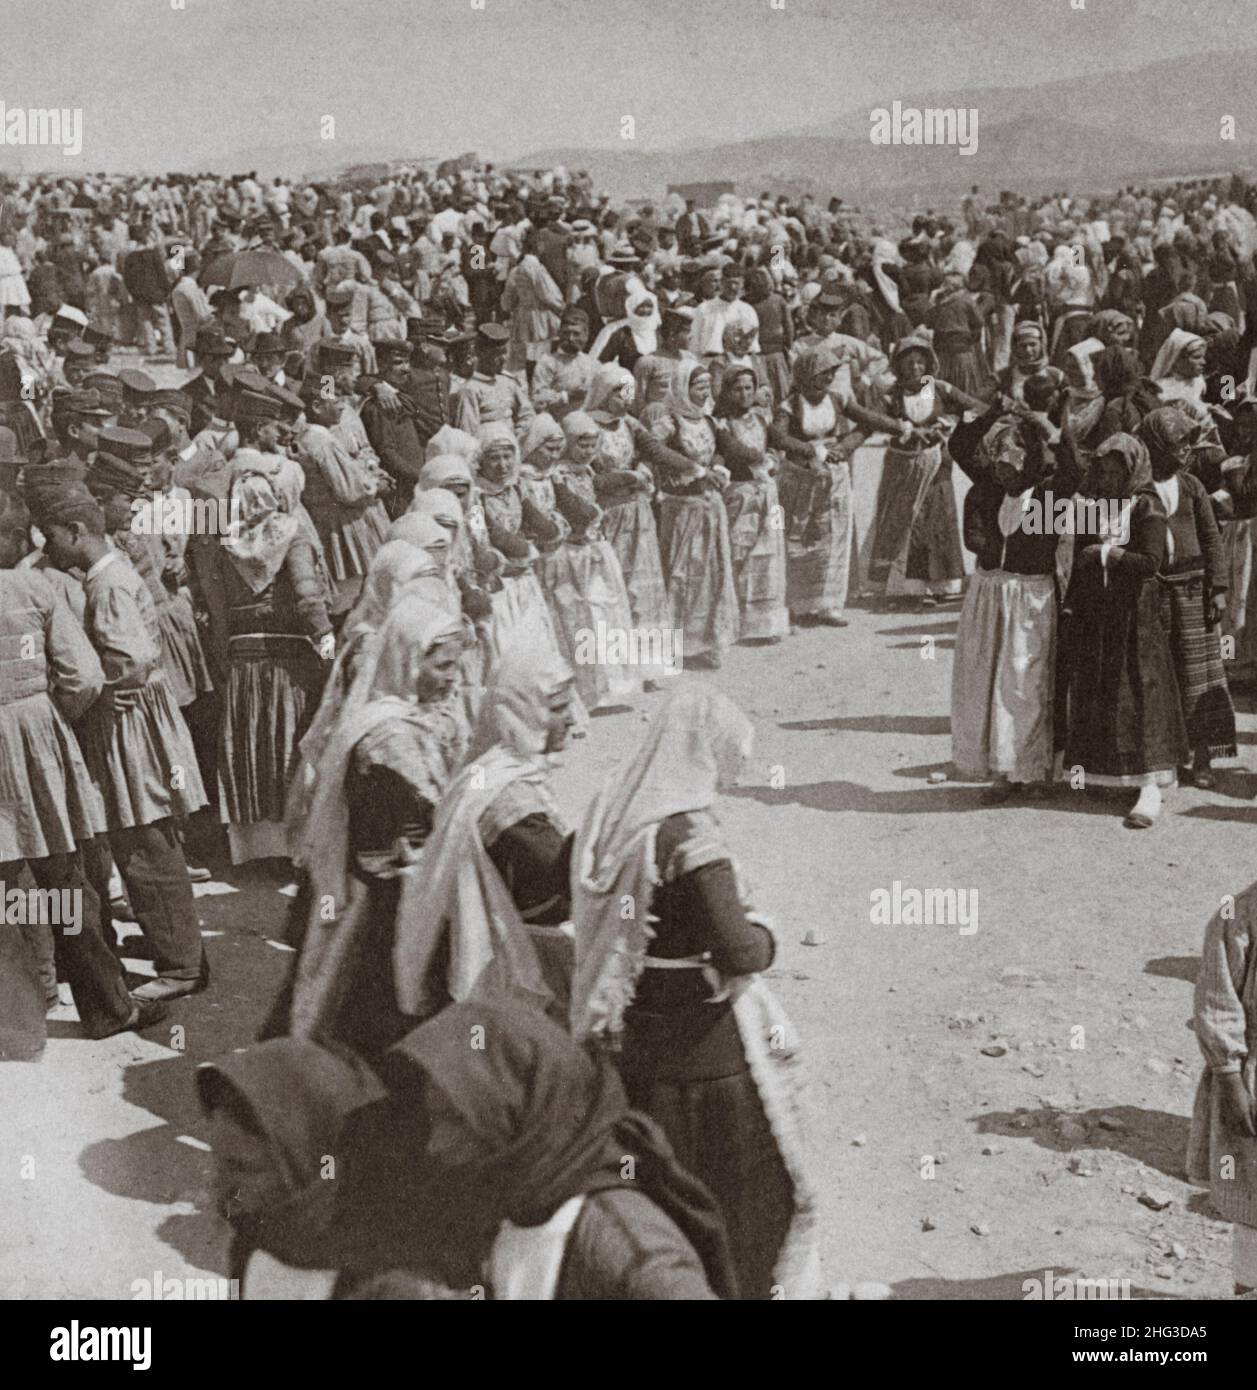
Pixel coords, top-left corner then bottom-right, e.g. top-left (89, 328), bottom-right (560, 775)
top-left (193, 325), bottom-right (237, 357)
top-left (118, 367), bottom-right (158, 400)
top-left (53, 387), bottom-right (113, 420)
top-left (475, 322), bottom-right (509, 347)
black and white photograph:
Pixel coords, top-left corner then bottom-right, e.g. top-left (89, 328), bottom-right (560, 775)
top-left (1, 0), bottom-right (1255, 1349)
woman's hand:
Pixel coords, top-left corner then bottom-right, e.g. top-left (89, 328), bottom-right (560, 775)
top-left (317, 632), bottom-right (336, 662)
top-left (1210, 591), bottom-right (1228, 622)
top-left (1219, 1071), bottom-right (1257, 1138)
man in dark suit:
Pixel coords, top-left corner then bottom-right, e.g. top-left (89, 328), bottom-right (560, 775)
top-left (674, 200), bottom-right (710, 256)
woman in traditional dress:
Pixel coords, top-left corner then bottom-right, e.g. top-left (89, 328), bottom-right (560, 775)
top-left (286, 599), bottom-right (469, 1055)
top-left (994, 320), bottom-right (1062, 404)
top-left (949, 397), bottom-right (1084, 801)
top-left (865, 334), bottom-right (985, 607)
top-left (1092, 344), bottom-right (1162, 445)
top-left (635, 360), bottom-right (739, 669)
top-left (286, 539), bottom-right (449, 843)
top-left (518, 413), bottom-right (640, 709)
top-left (1057, 433), bottom-right (1187, 828)
top-left (770, 344), bottom-right (901, 625)
top-left (235, 1002), bottom-right (738, 1299)
top-left (589, 283), bottom-right (660, 375)
top-left (569, 683), bottom-right (822, 1301)
top-left (212, 470), bottom-right (334, 864)
top-left (1138, 407), bottom-right (1237, 787)
top-left (581, 363), bottom-right (670, 644)
top-left (1061, 336), bottom-right (1107, 442)
top-left (711, 363), bottom-right (789, 642)
top-left (1188, 881), bottom-right (1257, 1297)
top-left (925, 272), bottom-right (993, 399)
top-left (392, 640), bottom-right (580, 1022)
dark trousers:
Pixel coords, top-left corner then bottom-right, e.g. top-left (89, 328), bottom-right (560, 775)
top-left (2, 852), bottom-right (133, 1039)
top-left (83, 820), bottom-right (203, 979)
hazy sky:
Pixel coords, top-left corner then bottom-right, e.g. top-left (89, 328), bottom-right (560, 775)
top-left (1, 0), bottom-right (1250, 170)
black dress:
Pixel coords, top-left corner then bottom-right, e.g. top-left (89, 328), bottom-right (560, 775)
top-left (616, 810), bottom-right (794, 1299)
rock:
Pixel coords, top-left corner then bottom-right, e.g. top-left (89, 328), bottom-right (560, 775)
top-left (1022, 1064), bottom-right (1046, 1078)
top-left (980, 1044), bottom-right (1008, 1058)
top-left (928, 770), bottom-right (947, 784)
top-left (970, 1222), bottom-right (990, 1236)
top-left (1145, 1058), bottom-right (1171, 1076)
top-left (1137, 1189), bottom-right (1173, 1212)
top-left (981, 1143), bottom-right (1005, 1156)
top-left (800, 927), bottom-right (827, 946)
top-left (921, 1216), bottom-right (936, 1232)
top-left (1058, 1119), bottom-right (1088, 1144)
top-left (852, 1282), bottom-right (893, 1301)
top-left (1098, 1114), bottom-right (1127, 1132)
top-left (851, 1133), bottom-right (867, 1147)
top-left (1151, 1264), bottom-right (1174, 1280)
top-left (933, 1151), bottom-right (947, 1165)
top-left (1169, 1242), bottom-right (1187, 1261)
top-left (1067, 1155), bottom-right (1095, 1177)
top-left (887, 984), bottom-right (897, 993)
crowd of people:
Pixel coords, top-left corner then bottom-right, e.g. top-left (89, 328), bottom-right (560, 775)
top-left (1, 158), bottom-right (1255, 1298)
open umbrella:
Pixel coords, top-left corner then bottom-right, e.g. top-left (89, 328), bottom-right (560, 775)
top-left (201, 248), bottom-right (303, 293)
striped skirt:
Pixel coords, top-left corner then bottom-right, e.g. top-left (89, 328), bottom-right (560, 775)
top-left (218, 634), bottom-right (327, 829)
top-left (601, 495), bottom-right (670, 632)
top-left (1158, 571), bottom-right (1237, 759)
top-left (657, 491), bottom-right (739, 663)
top-left (724, 477), bottom-right (789, 640)
top-left (778, 457), bottom-right (852, 616)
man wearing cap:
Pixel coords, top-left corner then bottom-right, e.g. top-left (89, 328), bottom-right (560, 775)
top-left (250, 331), bottom-right (289, 387)
top-left (453, 321), bottom-right (535, 439)
top-left (790, 295), bottom-right (891, 404)
top-left (58, 332), bottom-right (94, 380)
top-left (314, 343), bottom-right (392, 516)
top-left (689, 262), bottom-right (758, 358)
top-left (50, 387), bottom-right (112, 472)
top-left (183, 325), bottom-right (238, 437)
top-left (44, 303), bottom-right (90, 356)
top-left (632, 305), bottom-right (697, 413)
top-left (313, 286), bottom-right (376, 379)
top-left (313, 228), bottom-right (372, 301)
top-left (0, 496), bottom-right (170, 1044)
top-left (674, 199), bottom-right (710, 257)
top-left (401, 315), bottom-right (454, 442)
top-left (357, 338), bottom-right (427, 516)
top-left (82, 323), bottom-right (115, 368)
top-left (117, 368), bottom-right (159, 429)
top-left (531, 306), bottom-right (595, 421)
top-left (39, 484), bottom-right (210, 1002)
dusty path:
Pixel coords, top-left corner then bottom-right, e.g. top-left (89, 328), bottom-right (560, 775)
top-left (2, 412), bottom-right (1250, 1300)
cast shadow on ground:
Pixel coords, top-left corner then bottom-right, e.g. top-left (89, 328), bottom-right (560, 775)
top-left (779, 714), bottom-right (951, 736)
top-left (1144, 956), bottom-right (1199, 986)
top-left (74, 910), bottom-right (292, 1279)
top-left (971, 1104), bottom-right (1191, 1183)
top-left (1177, 804), bottom-right (1257, 826)
top-left (888, 639), bottom-right (956, 651)
top-left (874, 620), bottom-right (959, 638)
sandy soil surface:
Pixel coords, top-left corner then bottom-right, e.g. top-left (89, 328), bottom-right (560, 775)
top-left (2, 366), bottom-right (1250, 1299)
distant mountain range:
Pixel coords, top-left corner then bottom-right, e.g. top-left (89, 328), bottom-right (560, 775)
top-left (510, 48), bottom-right (1257, 206)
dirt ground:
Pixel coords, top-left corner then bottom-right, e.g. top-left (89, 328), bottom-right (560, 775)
top-left (2, 396), bottom-right (1251, 1300)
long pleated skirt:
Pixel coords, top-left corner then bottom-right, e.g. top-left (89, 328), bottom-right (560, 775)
top-left (538, 540), bottom-right (646, 707)
top-left (867, 444), bottom-right (964, 597)
top-left (0, 694), bottom-right (106, 860)
top-left (601, 495), bottom-right (670, 632)
top-left (218, 635), bottom-right (326, 854)
top-left (80, 671), bottom-right (208, 830)
top-left (951, 569), bottom-right (1056, 782)
top-left (483, 573), bottom-right (590, 723)
top-left (779, 458), bottom-right (852, 617)
top-left (724, 478), bottom-right (790, 640)
top-left (1157, 571), bottom-right (1237, 759)
top-left (657, 491), bottom-right (739, 663)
